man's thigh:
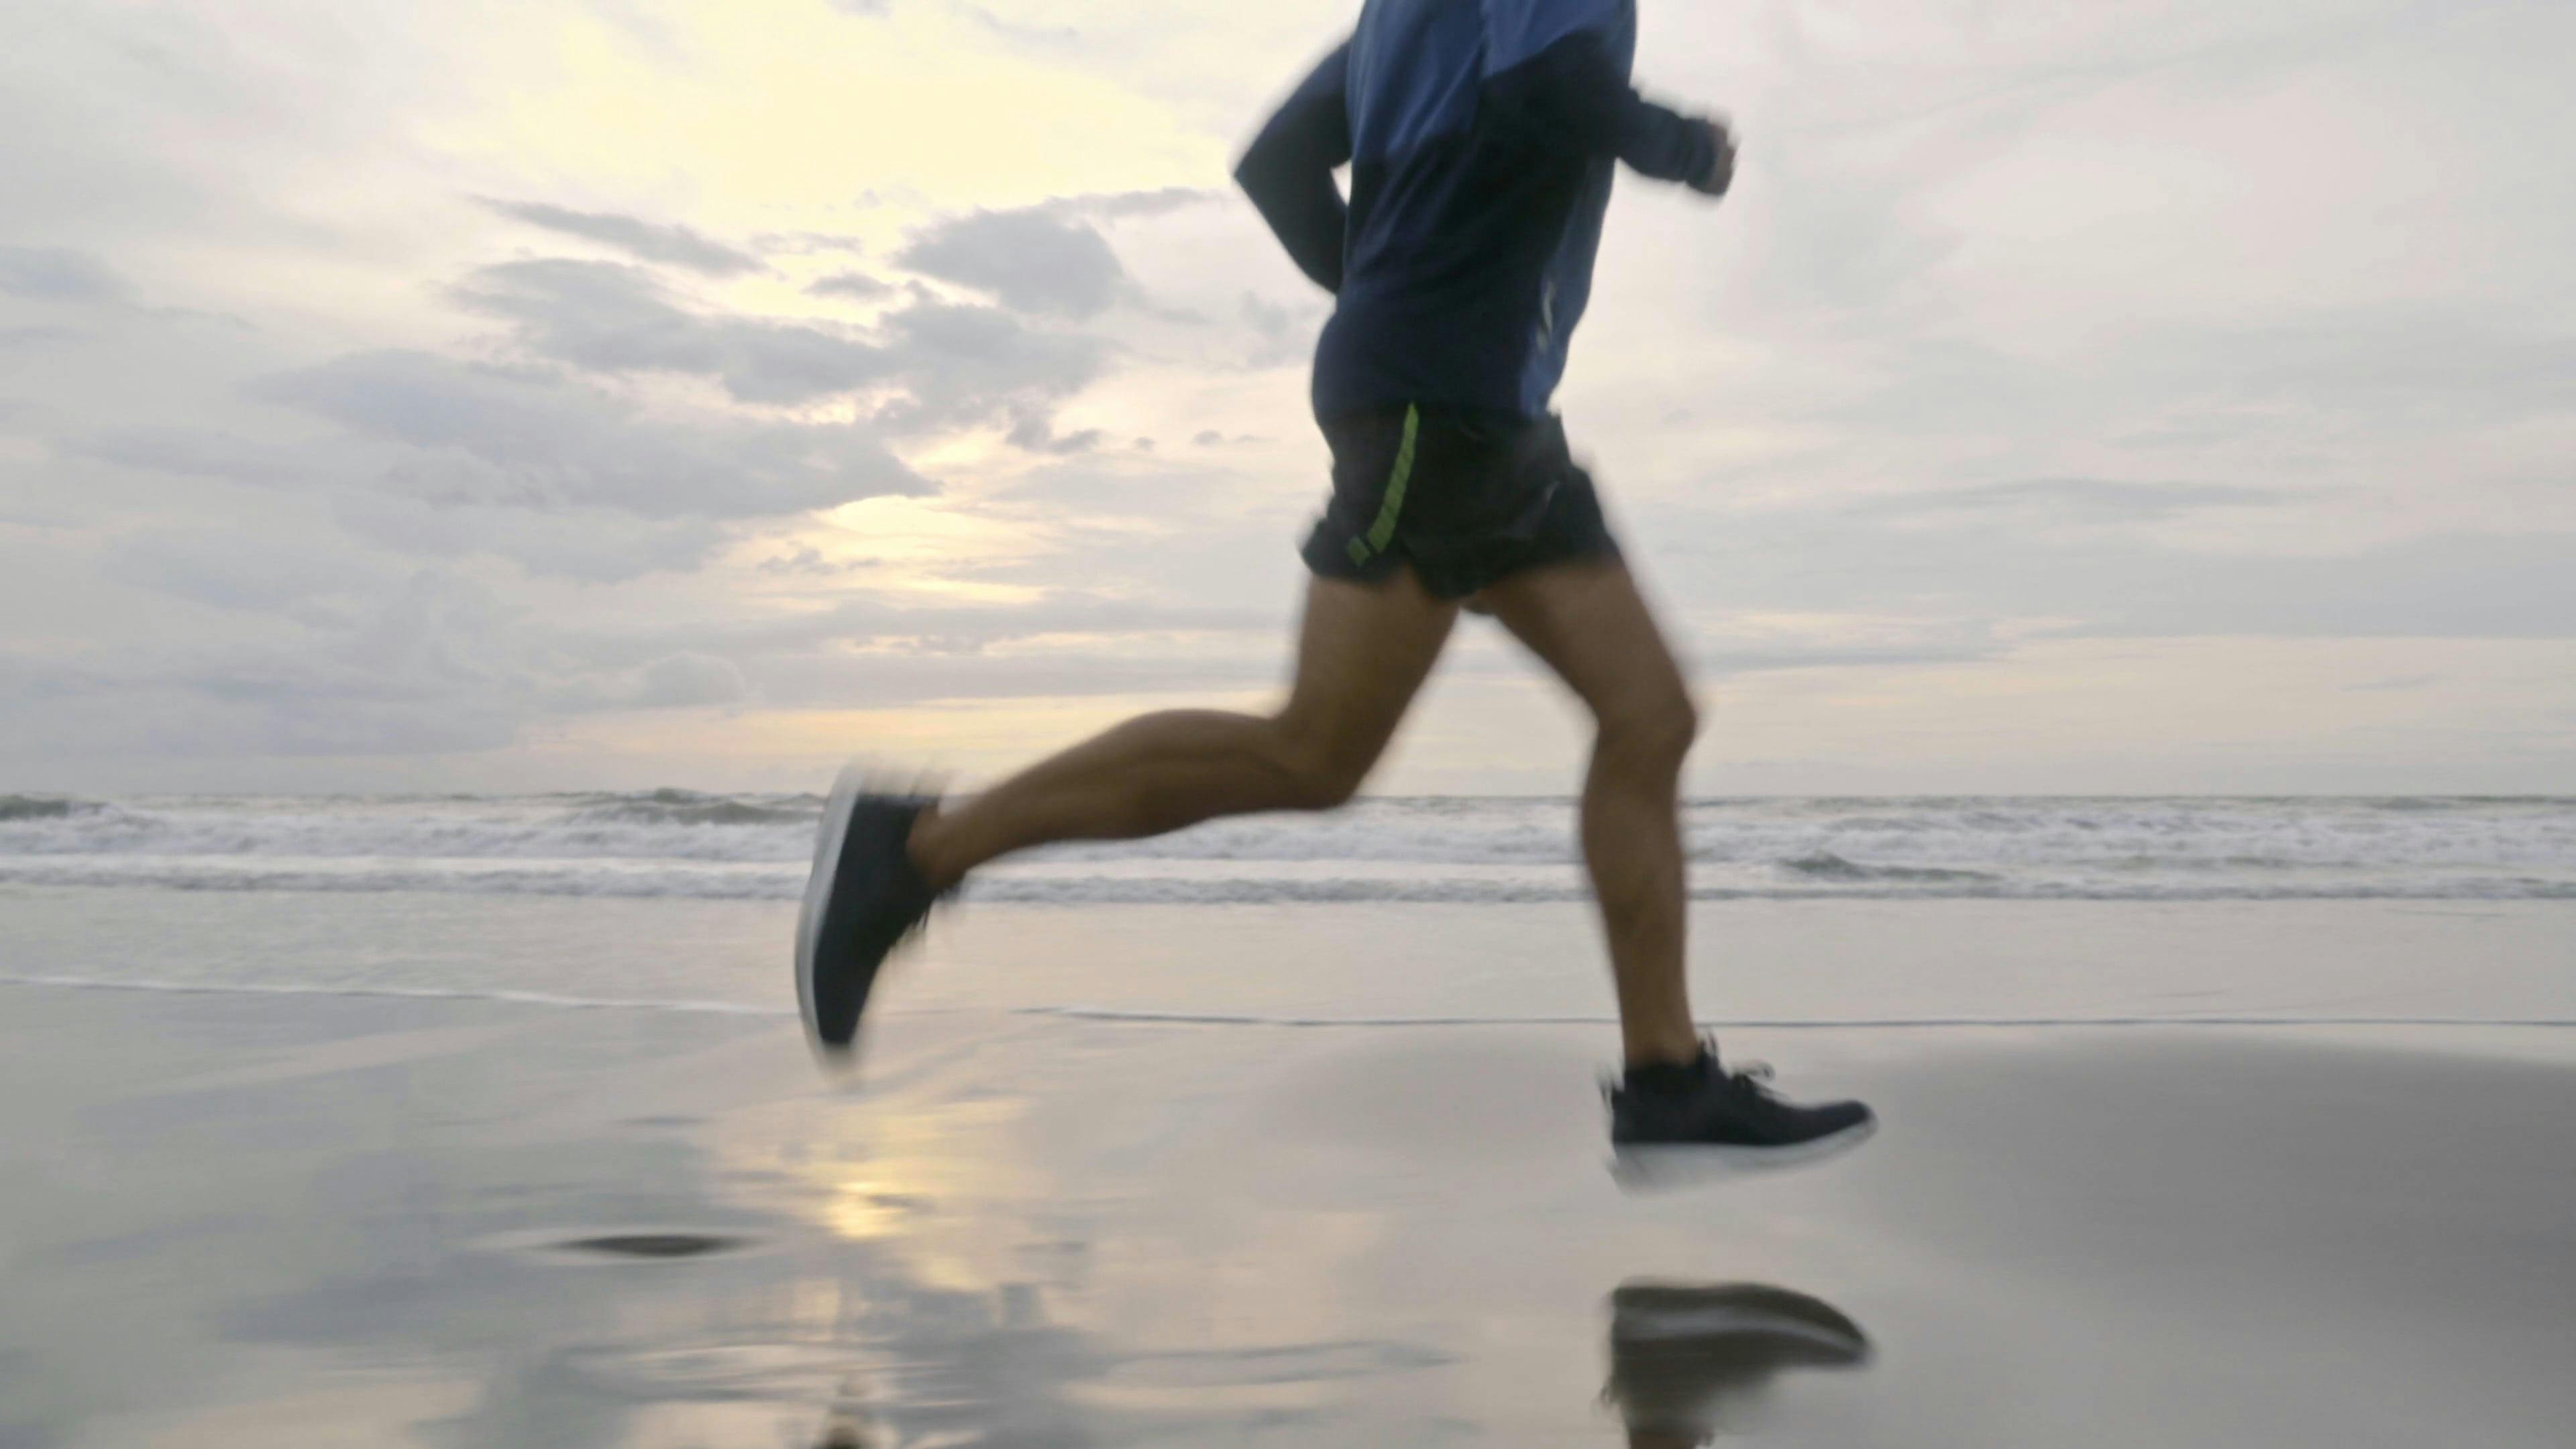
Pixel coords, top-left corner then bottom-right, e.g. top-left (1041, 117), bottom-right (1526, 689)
top-left (1277, 570), bottom-right (1460, 771)
top-left (1477, 557), bottom-right (1691, 725)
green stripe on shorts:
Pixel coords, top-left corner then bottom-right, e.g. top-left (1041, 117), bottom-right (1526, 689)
top-left (1347, 403), bottom-right (1419, 566)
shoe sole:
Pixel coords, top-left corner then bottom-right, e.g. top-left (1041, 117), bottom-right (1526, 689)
top-left (795, 764), bottom-right (869, 1053)
top-left (1610, 1305), bottom-right (1869, 1357)
top-left (1609, 1116), bottom-right (1878, 1193)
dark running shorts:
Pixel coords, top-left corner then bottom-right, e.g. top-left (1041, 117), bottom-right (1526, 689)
top-left (1301, 404), bottom-right (1621, 600)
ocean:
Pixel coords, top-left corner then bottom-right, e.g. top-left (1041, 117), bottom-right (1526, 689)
top-left (7, 792), bottom-right (2574, 904)
top-left (5, 792), bottom-right (2571, 1028)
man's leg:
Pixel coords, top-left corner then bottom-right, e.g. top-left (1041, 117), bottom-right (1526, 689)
top-left (908, 570), bottom-right (1459, 887)
top-left (1478, 557), bottom-right (1702, 1069)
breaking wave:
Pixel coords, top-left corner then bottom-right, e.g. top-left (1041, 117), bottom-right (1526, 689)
top-left (2, 793), bottom-right (2572, 903)
top-left (0, 794), bottom-right (95, 823)
top-left (1778, 851), bottom-right (2000, 885)
top-left (571, 788), bottom-right (817, 828)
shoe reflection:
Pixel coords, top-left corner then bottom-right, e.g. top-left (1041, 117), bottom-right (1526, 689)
top-left (1605, 1281), bottom-right (1872, 1446)
top-left (814, 1373), bottom-right (872, 1448)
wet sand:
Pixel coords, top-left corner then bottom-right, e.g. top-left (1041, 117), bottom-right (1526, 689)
top-left (3, 984), bottom-right (2571, 1446)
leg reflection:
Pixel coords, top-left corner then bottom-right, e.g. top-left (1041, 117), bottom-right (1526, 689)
top-left (1604, 1281), bottom-right (1872, 1446)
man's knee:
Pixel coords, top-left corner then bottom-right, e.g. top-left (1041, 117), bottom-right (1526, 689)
top-left (1261, 722), bottom-right (1374, 812)
top-left (1598, 690), bottom-right (1700, 770)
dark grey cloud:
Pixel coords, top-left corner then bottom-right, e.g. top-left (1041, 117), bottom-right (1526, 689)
top-left (453, 258), bottom-right (1104, 429)
top-left (871, 299), bottom-right (1108, 433)
top-left (0, 246), bottom-right (125, 303)
top-left (454, 259), bottom-right (892, 405)
top-left (1007, 410), bottom-right (1104, 455)
top-left (897, 207), bottom-right (1126, 318)
top-left (1238, 290), bottom-right (1318, 367)
top-left (478, 200), bottom-right (763, 277)
top-left (808, 270), bottom-right (894, 301)
top-left (255, 349), bottom-right (926, 520)
top-left (757, 543), bottom-right (881, 577)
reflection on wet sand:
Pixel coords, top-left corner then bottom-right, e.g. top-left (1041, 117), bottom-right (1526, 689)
top-left (1606, 1282), bottom-right (1872, 1446)
top-left (814, 1374), bottom-right (874, 1448)
top-left (14, 983), bottom-right (2574, 1446)
top-left (799, 1280), bottom-right (1873, 1447)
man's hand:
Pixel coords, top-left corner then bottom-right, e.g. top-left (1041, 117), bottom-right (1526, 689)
top-left (1687, 117), bottom-right (1737, 199)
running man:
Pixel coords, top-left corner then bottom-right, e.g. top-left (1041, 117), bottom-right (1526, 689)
top-left (799, 0), bottom-right (1874, 1175)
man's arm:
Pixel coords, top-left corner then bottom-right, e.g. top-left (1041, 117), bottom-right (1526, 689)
top-left (1488, 30), bottom-right (1733, 195)
top-left (1233, 42), bottom-right (1354, 294)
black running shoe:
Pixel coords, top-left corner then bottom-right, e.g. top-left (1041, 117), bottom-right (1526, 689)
top-left (1606, 1281), bottom-right (1871, 1443)
top-left (796, 768), bottom-right (943, 1059)
top-left (1608, 1044), bottom-right (1875, 1189)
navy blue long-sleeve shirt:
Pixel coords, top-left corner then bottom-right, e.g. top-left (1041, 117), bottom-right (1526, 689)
top-left (1235, 0), bottom-right (1721, 421)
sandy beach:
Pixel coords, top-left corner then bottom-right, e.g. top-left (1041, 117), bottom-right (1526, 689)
top-left (6, 932), bottom-right (2571, 1447)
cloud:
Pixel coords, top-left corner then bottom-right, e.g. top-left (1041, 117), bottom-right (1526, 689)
top-left (541, 648), bottom-right (755, 711)
top-left (950, 3), bottom-right (1082, 50)
top-left (478, 200), bottom-right (763, 277)
top-left (808, 270), bottom-right (894, 301)
top-left (896, 207), bottom-right (1126, 318)
top-left (870, 299), bottom-right (1109, 433)
top-left (255, 349), bottom-right (927, 520)
top-left (78, 425), bottom-right (311, 487)
top-left (330, 490), bottom-right (727, 584)
top-left (757, 543), bottom-right (881, 577)
top-left (1859, 478), bottom-right (2290, 522)
top-left (0, 571), bottom-right (536, 759)
top-left (1655, 486), bottom-right (2576, 643)
top-left (453, 258), bottom-right (1105, 429)
top-left (633, 651), bottom-right (745, 708)
top-left (751, 229), bottom-right (870, 256)
top-left (453, 258), bottom-right (892, 405)
top-left (1043, 187), bottom-right (1224, 221)
top-left (0, 246), bottom-right (125, 303)
top-left (1007, 410), bottom-right (1105, 455)
top-left (101, 527), bottom-right (380, 613)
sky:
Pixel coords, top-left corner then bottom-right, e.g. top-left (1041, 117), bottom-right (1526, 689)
top-left (3, 0), bottom-right (2572, 797)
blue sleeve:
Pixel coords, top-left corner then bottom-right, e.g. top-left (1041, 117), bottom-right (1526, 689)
top-left (1486, 30), bottom-right (1723, 187)
top-left (1234, 42), bottom-right (1354, 294)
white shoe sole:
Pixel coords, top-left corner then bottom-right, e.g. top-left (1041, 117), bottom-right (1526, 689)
top-left (1609, 1116), bottom-right (1878, 1193)
top-left (795, 764), bottom-right (869, 1049)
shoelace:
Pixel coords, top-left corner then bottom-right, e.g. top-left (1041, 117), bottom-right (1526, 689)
top-left (1714, 1060), bottom-right (1798, 1118)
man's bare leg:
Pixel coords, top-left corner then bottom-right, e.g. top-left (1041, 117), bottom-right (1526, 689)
top-left (1479, 557), bottom-right (1701, 1069)
top-left (908, 571), bottom-right (1460, 888)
